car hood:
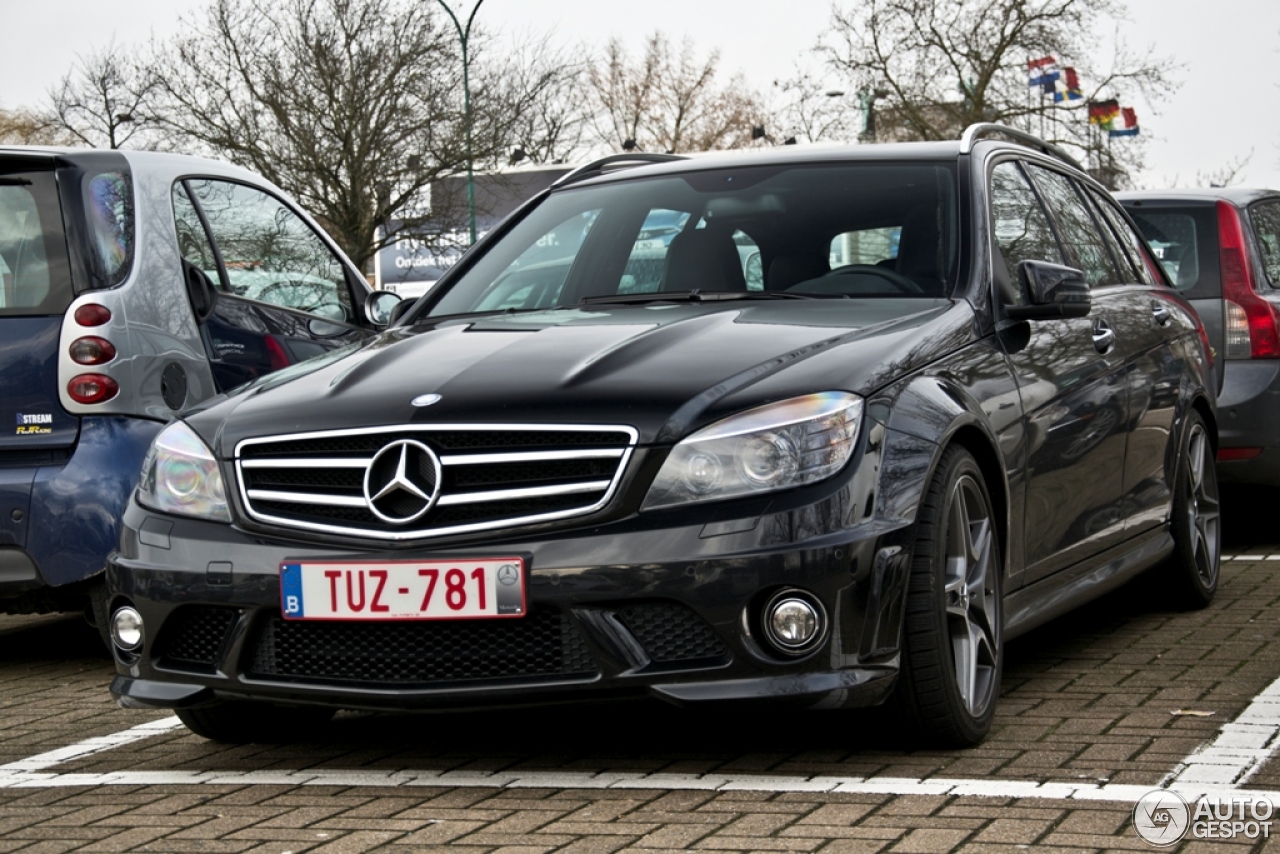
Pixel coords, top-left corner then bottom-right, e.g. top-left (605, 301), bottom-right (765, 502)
top-left (195, 298), bottom-right (974, 455)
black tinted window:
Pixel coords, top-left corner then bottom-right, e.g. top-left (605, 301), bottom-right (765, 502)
top-left (1025, 164), bottom-right (1121, 287)
top-left (989, 161), bottom-right (1063, 304)
top-left (428, 163), bottom-right (959, 316)
top-left (0, 167), bottom-right (74, 316)
top-left (1086, 189), bottom-right (1155, 285)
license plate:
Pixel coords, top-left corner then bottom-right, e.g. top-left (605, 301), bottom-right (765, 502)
top-left (280, 558), bottom-right (526, 620)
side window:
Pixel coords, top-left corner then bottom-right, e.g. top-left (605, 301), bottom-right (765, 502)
top-left (83, 171), bottom-right (134, 288)
top-left (619, 209), bottom-right (689, 294)
top-left (1128, 211), bottom-right (1203, 292)
top-left (1250, 201), bottom-right (1280, 288)
top-left (172, 184), bottom-right (220, 279)
top-left (472, 209), bottom-right (601, 311)
top-left (735, 229), bottom-right (763, 291)
top-left (830, 227), bottom-right (900, 268)
top-left (1081, 189), bottom-right (1143, 283)
top-left (1086, 189), bottom-right (1155, 285)
top-left (989, 161), bottom-right (1064, 304)
top-left (1024, 164), bottom-right (1122, 287)
top-left (182, 179), bottom-right (353, 321)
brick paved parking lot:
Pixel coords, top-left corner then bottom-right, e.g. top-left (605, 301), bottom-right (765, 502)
top-left (3, 486), bottom-right (1280, 852)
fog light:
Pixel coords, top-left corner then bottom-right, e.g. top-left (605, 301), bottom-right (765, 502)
top-left (110, 606), bottom-right (144, 650)
top-left (762, 589), bottom-right (826, 655)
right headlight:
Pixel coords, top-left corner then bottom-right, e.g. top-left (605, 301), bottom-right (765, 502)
top-left (642, 392), bottom-right (863, 511)
top-left (137, 421), bottom-right (231, 522)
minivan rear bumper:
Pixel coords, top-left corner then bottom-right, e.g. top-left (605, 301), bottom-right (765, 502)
top-left (1216, 360), bottom-right (1280, 484)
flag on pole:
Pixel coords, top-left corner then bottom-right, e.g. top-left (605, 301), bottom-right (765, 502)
top-left (1088, 99), bottom-right (1120, 129)
top-left (1053, 67), bottom-right (1083, 102)
top-left (1028, 56), bottom-right (1060, 92)
top-left (1109, 107), bottom-right (1140, 137)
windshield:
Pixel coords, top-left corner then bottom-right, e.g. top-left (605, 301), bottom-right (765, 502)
top-left (0, 166), bottom-right (74, 316)
top-left (428, 162), bottom-right (959, 317)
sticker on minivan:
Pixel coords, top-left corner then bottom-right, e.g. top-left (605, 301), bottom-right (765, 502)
top-left (15, 413), bottom-right (52, 435)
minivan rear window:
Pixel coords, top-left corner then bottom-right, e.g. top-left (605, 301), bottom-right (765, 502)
top-left (1126, 205), bottom-right (1221, 298)
top-left (0, 168), bottom-right (74, 316)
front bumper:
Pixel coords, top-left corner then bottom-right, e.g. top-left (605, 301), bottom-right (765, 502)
top-left (107, 476), bottom-right (913, 714)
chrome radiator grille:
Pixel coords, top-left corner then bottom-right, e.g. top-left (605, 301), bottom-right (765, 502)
top-left (235, 424), bottom-right (637, 540)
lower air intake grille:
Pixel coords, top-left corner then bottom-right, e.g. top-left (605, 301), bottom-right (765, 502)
top-left (157, 606), bottom-right (238, 672)
top-left (246, 608), bottom-right (597, 687)
top-left (615, 603), bottom-right (728, 663)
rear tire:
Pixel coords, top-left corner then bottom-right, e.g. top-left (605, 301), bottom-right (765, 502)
top-left (177, 702), bottom-right (335, 743)
top-left (1163, 410), bottom-right (1220, 609)
top-left (895, 445), bottom-right (1003, 747)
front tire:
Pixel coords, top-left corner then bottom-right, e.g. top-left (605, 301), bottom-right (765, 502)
top-left (896, 445), bottom-right (1003, 747)
top-left (177, 701), bottom-right (335, 743)
top-left (1163, 410), bottom-right (1220, 609)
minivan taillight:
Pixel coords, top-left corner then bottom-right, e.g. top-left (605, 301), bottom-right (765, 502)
top-left (68, 374), bottom-right (119, 404)
top-left (1218, 200), bottom-right (1280, 358)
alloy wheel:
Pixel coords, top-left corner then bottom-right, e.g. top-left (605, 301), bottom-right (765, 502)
top-left (943, 475), bottom-right (1000, 718)
top-left (1185, 422), bottom-right (1220, 590)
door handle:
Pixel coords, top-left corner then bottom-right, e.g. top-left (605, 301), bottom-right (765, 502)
top-left (1152, 302), bottom-right (1172, 325)
top-left (1092, 320), bottom-right (1115, 353)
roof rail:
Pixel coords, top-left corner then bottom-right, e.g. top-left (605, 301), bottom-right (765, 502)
top-left (551, 153), bottom-right (687, 189)
top-left (959, 123), bottom-right (1083, 171)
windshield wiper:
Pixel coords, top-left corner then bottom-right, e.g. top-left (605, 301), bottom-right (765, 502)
top-left (578, 290), bottom-right (819, 306)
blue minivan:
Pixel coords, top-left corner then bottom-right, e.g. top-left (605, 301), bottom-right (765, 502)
top-left (0, 147), bottom-right (398, 635)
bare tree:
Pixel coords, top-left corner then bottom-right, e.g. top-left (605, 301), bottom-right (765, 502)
top-left (812, 0), bottom-right (1179, 186)
top-left (48, 41), bottom-right (158, 149)
top-left (145, 0), bottom-right (571, 270)
top-left (0, 108), bottom-right (72, 145)
top-left (494, 37), bottom-right (592, 165)
top-left (588, 33), bottom-right (764, 154)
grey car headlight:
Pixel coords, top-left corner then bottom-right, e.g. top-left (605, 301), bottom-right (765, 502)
top-left (137, 421), bottom-right (231, 522)
top-left (642, 392), bottom-right (863, 511)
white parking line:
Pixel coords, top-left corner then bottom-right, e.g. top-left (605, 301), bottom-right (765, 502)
top-left (5, 672), bottom-right (1280, 801)
top-left (1165, 672), bottom-right (1280, 787)
top-left (0, 716), bottom-right (183, 772)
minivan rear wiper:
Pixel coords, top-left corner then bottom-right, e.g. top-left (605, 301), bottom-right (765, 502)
top-left (579, 290), bottom-right (818, 306)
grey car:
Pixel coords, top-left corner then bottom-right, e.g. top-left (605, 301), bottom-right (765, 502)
top-left (1118, 188), bottom-right (1280, 484)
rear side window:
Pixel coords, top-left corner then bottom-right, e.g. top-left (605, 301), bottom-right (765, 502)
top-left (83, 171), bottom-right (134, 288)
top-left (1125, 205), bottom-right (1221, 297)
top-left (1249, 200), bottom-right (1280, 288)
top-left (1024, 164), bottom-right (1122, 287)
top-left (0, 168), bottom-right (74, 316)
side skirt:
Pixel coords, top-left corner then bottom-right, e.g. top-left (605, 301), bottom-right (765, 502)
top-left (1003, 526), bottom-right (1174, 642)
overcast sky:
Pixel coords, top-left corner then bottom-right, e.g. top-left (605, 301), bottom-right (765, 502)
top-left (1, 0), bottom-right (1276, 189)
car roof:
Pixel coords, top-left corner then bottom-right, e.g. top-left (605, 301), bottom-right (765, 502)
top-left (0, 145), bottom-right (275, 187)
top-left (559, 140), bottom-right (969, 188)
top-left (1115, 187), bottom-right (1280, 207)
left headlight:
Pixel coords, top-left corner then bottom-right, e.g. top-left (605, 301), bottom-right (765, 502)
top-left (642, 392), bottom-right (863, 511)
top-left (137, 421), bottom-right (231, 522)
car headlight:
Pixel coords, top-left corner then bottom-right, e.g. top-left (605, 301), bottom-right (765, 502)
top-left (137, 421), bottom-right (231, 522)
top-left (642, 392), bottom-right (863, 511)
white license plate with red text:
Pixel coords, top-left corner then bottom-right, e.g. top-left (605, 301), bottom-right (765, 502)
top-left (280, 558), bottom-right (526, 620)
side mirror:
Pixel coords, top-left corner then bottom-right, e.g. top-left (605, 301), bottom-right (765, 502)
top-left (364, 290), bottom-right (403, 327)
top-left (1006, 260), bottom-right (1091, 320)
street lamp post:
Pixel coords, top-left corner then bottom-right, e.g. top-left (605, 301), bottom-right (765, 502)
top-left (436, 0), bottom-right (484, 246)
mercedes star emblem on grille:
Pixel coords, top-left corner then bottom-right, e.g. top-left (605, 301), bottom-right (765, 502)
top-left (362, 439), bottom-right (442, 524)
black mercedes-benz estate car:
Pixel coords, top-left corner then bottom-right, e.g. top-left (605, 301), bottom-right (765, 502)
top-left (106, 124), bottom-right (1220, 746)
